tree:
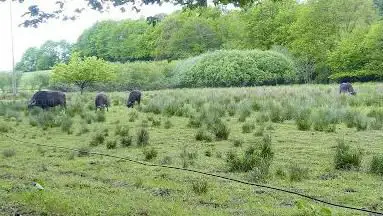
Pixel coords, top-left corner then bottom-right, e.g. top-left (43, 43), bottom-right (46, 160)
top-left (29, 72), bottom-right (51, 90)
top-left (289, 0), bottom-right (378, 82)
top-left (51, 52), bottom-right (117, 94)
top-left (0, 73), bottom-right (10, 93)
top-left (1, 0), bottom-right (256, 28)
top-left (15, 47), bottom-right (39, 72)
top-left (76, 20), bottom-right (151, 62)
top-left (153, 8), bottom-right (222, 60)
top-left (16, 40), bottom-right (72, 72)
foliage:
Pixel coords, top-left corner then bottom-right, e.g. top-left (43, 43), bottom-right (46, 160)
top-left (143, 147), bottom-right (158, 160)
top-left (16, 40), bottom-right (72, 72)
top-left (370, 155), bottom-right (383, 175)
top-left (51, 52), bottom-right (117, 93)
top-left (137, 128), bottom-right (150, 146)
top-left (173, 50), bottom-right (297, 88)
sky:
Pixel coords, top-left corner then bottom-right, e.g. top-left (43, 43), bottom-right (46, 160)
top-left (0, 0), bottom-right (181, 71)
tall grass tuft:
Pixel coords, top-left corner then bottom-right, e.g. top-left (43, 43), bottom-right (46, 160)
top-left (370, 155), bottom-right (383, 175)
top-left (137, 128), bottom-right (149, 146)
top-left (334, 139), bottom-right (362, 170)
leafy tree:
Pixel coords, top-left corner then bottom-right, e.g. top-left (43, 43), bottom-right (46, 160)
top-left (244, 0), bottom-right (298, 50)
top-left (15, 47), bottom-right (39, 72)
top-left (51, 53), bottom-right (117, 94)
top-left (1, 0), bottom-right (256, 28)
top-left (0, 73), bottom-right (10, 93)
top-left (76, 20), bottom-right (150, 62)
top-left (289, 0), bottom-right (378, 82)
top-left (328, 21), bottom-right (383, 81)
top-left (16, 40), bottom-right (72, 72)
top-left (153, 8), bottom-right (222, 60)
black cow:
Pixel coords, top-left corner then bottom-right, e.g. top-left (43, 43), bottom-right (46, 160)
top-left (127, 90), bottom-right (141, 108)
top-left (339, 82), bottom-right (356, 95)
top-left (95, 92), bottom-right (109, 111)
top-left (28, 90), bottom-right (66, 109)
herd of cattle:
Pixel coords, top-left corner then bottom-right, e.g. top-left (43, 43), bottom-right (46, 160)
top-left (26, 82), bottom-right (356, 110)
top-left (27, 90), bottom-right (142, 110)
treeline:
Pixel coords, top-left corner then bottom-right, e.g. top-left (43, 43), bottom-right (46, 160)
top-left (16, 40), bottom-right (72, 72)
top-left (17, 0), bottom-right (383, 87)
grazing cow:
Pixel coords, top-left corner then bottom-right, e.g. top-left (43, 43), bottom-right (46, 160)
top-left (28, 90), bottom-right (66, 109)
top-left (339, 82), bottom-right (356, 95)
top-left (95, 92), bottom-right (109, 111)
top-left (127, 90), bottom-right (141, 108)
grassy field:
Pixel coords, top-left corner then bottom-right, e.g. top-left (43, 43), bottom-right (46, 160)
top-left (1, 83), bottom-right (383, 215)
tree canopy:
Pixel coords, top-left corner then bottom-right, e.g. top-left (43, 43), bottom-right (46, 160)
top-left (51, 52), bottom-right (117, 93)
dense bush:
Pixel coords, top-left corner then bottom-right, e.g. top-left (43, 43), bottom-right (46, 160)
top-left (173, 50), bottom-right (297, 88)
top-left (334, 139), bottom-right (362, 170)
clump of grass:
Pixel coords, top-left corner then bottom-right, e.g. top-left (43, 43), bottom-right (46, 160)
top-left (29, 118), bottom-right (38, 127)
top-left (151, 118), bottom-right (161, 127)
top-left (227, 103), bottom-right (237, 116)
top-left (238, 107), bottom-right (251, 122)
top-left (137, 128), bottom-right (149, 146)
top-left (191, 179), bottom-right (208, 195)
top-left (254, 125), bottom-right (265, 137)
top-left (226, 134), bottom-right (274, 173)
top-left (164, 119), bottom-right (173, 129)
top-left (77, 146), bottom-right (90, 157)
top-left (95, 111), bottom-right (106, 122)
top-left (188, 115), bottom-right (202, 128)
top-left (369, 118), bottom-right (383, 130)
top-left (334, 139), bottom-right (362, 170)
top-left (0, 123), bottom-right (10, 133)
top-left (89, 132), bottom-right (106, 147)
top-left (60, 118), bottom-right (73, 134)
top-left (275, 167), bottom-right (286, 178)
top-left (106, 139), bottom-right (117, 149)
top-left (128, 109), bottom-right (139, 122)
top-left (256, 112), bottom-right (269, 124)
top-left (295, 108), bottom-right (312, 131)
top-left (205, 149), bottom-right (212, 157)
top-left (343, 109), bottom-right (358, 128)
top-left (233, 138), bottom-right (244, 147)
top-left (2, 148), bottom-right (16, 158)
top-left (143, 147), bottom-right (158, 160)
top-left (160, 156), bottom-right (172, 165)
top-left (355, 113), bottom-right (368, 131)
top-left (82, 112), bottom-right (95, 124)
top-left (115, 125), bottom-right (129, 137)
top-left (120, 136), bottom-right (133, 147)
top-left (267, 101), bottom-right (284, 123)
top-left (370, 155), bottom-right (383, 175)
top-left (180, 146), bottom-right (198, 168)
top-left (311, 108), bottom-right (338, 132)
top-left (195, 128), bottom-right (213, 142)
top-left (289, 164), bottom-right (309, 182)
top-left (210, 120), bottom-right (230, 140)
top-left (242, 121), bottom-right (255, 133)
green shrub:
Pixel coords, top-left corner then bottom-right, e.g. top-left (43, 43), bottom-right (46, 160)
top-left (106, 139), bottom-right (117, 149)
top-left (227, 103), bottom-right (237, 116)
top-left (370, 155), bottom-right (383, 175)
top-left (242, 121), bottom-right (255, 133)
top-left (191, 179), bottom-right (208, 195)
top-left (254, 126), bottom-right (265, 137)
top-left (256, 112), bottom-right (269, 124)
top-left (267, 101), bottom-right (284, 123)
top-left (143, 147), bottom-right (158, 160)
top-left (137, 128), bottom-right (149, 146)
top-left (174, 50), bottom-right (296, 88)
top-left (77, 146), bottom-right (90, 157)
top-left (151, 118), bottom-right (161, 127)
top-left (160, 156), bottom-right (172, 165)
top-left (187, 115), bottom-right (203, 128)
top-left (2, 148), bottom-right (16, 158)
top-left (334, 139), bottom-right (362, 170)
top-left (238, 106), bottom-right (251, 122)
top-left (82, 112), bottom-right (95, 124)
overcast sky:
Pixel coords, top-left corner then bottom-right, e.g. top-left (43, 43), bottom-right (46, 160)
top-left (0, 0), bottom-right (181, 71)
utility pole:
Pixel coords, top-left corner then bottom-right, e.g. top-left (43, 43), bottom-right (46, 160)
top-left (9, 0), bottom-right (17, 96)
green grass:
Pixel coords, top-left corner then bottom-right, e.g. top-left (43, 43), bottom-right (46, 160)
top-left (0, 83), bottom-right (383, 215)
